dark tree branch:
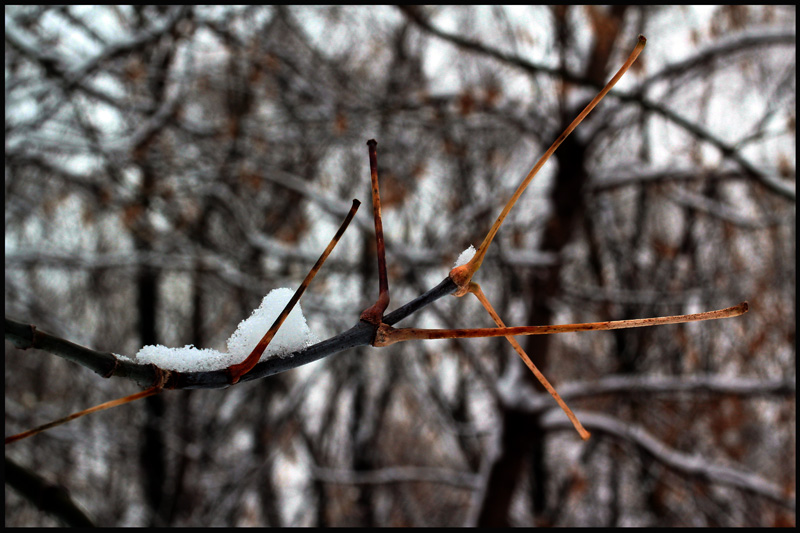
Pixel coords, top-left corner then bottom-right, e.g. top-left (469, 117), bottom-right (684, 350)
top-left (642, 29), bottom-right (796, 85)
top-left (5, 456), bottom-right (95, 527)
top-left (5, 317), bottom-right (155, 388)
top-left (5, 277), bottom-right (459, 391)
top-left (623, 93), bottom-right (796, 201)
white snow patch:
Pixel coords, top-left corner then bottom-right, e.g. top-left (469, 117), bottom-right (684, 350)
top-left (453, 245), bottom-right (476, 268)
top-left (226, 287), bottom-right (319, 361)
top-left (134, 288), bottom-right (318, 372)
top-left (135, 344), bottom-right (231, 373)
top-left (113, 352), bottom-right (135, 363)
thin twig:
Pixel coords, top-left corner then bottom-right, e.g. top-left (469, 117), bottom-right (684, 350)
top-left (450, 35), bottom-right (647, 292)
top-left (468, 282), bottom-right (590, 440)
top-left (375, 301), bottom-right (748, 344)
top-left (5, 386), bottom-right (161, 445)
top-left (227, 199), bottom-right (361, 383)
top-left (360, 139), bottom-right (391, 325)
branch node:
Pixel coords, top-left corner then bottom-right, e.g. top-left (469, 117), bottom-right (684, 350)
top-left (150, 364), bottom-right (173, 390)
top-left (27, 323), bottom-right (40, 350)
top-left (102, 356), bottom-right (121, 379)
top-left (448, 265), bottom-right (472, 297)
top-left (373, 323), bottom-right (398, 347)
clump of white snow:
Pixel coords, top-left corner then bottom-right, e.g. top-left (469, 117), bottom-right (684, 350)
top-left (226, 287), bottom-right (319, 361)
top-left (135, 344), bottom-right (232, 373)
top-left (134, 288), bottom-right (318, 372)
top-left (453, 245), bottom-right (476, 268)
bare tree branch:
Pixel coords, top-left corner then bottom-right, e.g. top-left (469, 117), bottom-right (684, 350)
top-left (5, 276), bottom-right (460, 390)
top-left (504, 373), bottom-right (796, 413)
top-left (542, 409), bottom-right (796, 510)
top-left (399, 6), bottom-right (796, 201)
top-left (5, 456), bottom-right (95, 527)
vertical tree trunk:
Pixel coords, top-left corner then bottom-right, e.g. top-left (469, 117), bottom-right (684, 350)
top-left (135, 161), bottom-right (169, 526)
top-left (477, 132), bottom-right (589, 526)
top-left (477, 7), bottom-right (629, 522)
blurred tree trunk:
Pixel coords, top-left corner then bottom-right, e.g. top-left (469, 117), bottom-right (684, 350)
top-left (477, 6), bottom-right (627, 523)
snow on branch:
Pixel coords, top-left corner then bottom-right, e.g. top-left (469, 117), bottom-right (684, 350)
top-left (135, 288), bottom-right (318, 373)
top-left (4, 276), bottom-right (460, 390)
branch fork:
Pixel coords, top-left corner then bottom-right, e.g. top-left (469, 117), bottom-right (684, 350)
top-left (365, 35), bottom-right (746, 441)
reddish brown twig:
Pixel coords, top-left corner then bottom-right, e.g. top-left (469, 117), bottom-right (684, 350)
top-left (360, 139), bottom-right (391, 325)
top-left (450, 35), bottom-right (647, 294)
top-left (6, 200), bottom-right (362, 442)
top-left (6, 365), bottom-right (173, 445)
top-left (227, 199), bottom-right (361, 384)
top-left (6, 386), bottom-right (161, 445)
top-left (374, 299), bottom-right (747, 437)
top-left (468, 282), bottom-right (590, 439)
top-left (375, 301), bottom-right (748, 345)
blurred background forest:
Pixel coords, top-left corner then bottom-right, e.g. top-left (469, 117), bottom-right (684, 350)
top-left (5, 5), bottom-right (795, 526)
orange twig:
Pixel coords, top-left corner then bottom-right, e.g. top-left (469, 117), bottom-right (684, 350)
top-left (375, 298), bottom-right (747, 437)
top-left (360, 139), bottom-right (391, 325)
top-left (6, 385), bottom-right (161, 445)
top-left (227, 199), bottom-right (361, 384)
top-left (375, 301), bottom-right (748, 345)
top-left (468, 282), bottom-right (590, 440)
top-left (450, 35), bottom-right (647, 293)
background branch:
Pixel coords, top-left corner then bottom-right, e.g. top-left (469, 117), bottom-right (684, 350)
top-left (541, 409), bottom-right (796, 510)
top-left (5, 457), bottom-right (95, 527)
